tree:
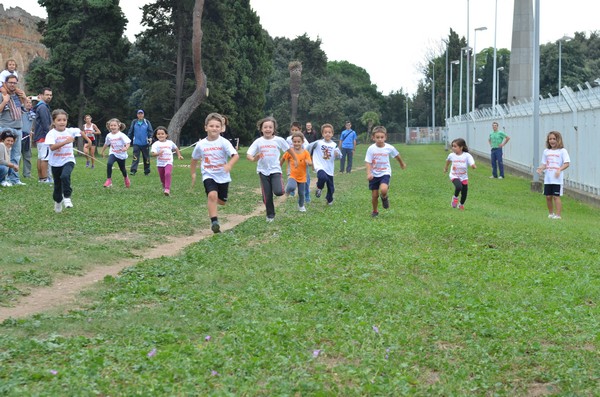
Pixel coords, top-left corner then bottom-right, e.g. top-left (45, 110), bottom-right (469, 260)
top-left (360, 111), bottom-right (380, 138)
top-left (289, 60), bottom-right (302, 122)
top-left (30, 0), bottom-right (129, 127)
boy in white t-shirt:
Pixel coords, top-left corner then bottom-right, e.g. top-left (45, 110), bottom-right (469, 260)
top-left (306, 123), bottom-right (341, 205)
top-left (365, 126), bottom-right (406, 217)
top-left (191, 113), bottom-right (239, 233)
top-left (45, 109), bottom-right (91, 212)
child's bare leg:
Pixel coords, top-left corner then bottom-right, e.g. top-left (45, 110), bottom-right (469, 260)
top-left (380, 183), bottom-right (389, 198)
top-left (207, 191), bottom-right (219, 218)
top-left (553, 196), bottom-right (562, 216)
top-left (545, 195), bottom-right (554, 214)
top-left (371, 190), bottom-right (379, 212)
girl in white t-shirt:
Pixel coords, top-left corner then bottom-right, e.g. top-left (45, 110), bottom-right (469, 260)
top-left (444, 138), bottom-right (476, 210)
top-left (247, 116), bottom-right (298, 222)
top-left (536, 131), bottom-right (570, 219)
top-left (100, 119), bottom-right (131, 188)
top-left (45, 109), bottom-right (91, 213)
top-left (151, 126), bottom-right (183, 196)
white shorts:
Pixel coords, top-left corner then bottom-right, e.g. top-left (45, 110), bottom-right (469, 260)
top-left (37, 142), bottom-right (50, 160)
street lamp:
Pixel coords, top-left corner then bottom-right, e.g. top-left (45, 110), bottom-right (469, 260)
top-left (449, 60), bottom-right (459, 118)
top-left (472, 26), bottom-right (487, 112)
top-left (496, 66), bottom-right (504, 106)
top-left (558, 35), bottom-right (573, 99)
top-left (459, 46), bottom-right (471, 116)
top-left (430, 61), bottom-right (435, 134)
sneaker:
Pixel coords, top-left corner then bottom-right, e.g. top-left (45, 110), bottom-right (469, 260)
top-left (1, 181), bottom-right (13, 187)
top-left (12, 181), bottom-right (26, 186)
top-left (85, 161), bottom-right (90, 168)
top-left (458, 204), bottom-right (465, 210)
top-left (63, 198), bottom-right (73, 208)
top-left (381, 195), bottom-right (390, 209)
top-left (211, 220), bottom-right (221, 233)
top-left (552, 214), bottom-right (562, 219)
top-left (489, 175), bottom-right (496, 179)
top-left (289, 190), bottom-right (295, 197)
top-left (315, 188), bottom-right (322, 198)
top-left (298, 205), bottom-right (307, 212)
top-left (451, 196), bottom-right (459, 208)
top-left (498, 176), bottom-right (504, 179)
top-left (54, 201), bottom-right (63, 213)
top-left (327, 199), bottom-right (334, 206)
top-left (371, 211), bottom-right (379, 218)
top-left (124, 176), bottom-right (131, 188)
top-left (164, 189), bottom-right (170, 196)
top-left (91, 165), bottom-right (95, 169)
top-left (548, 213), bottom-right (555, 219)
top-left (103, 178), bottom-right (112, 188)
top-left (129, 171), bottom-right (136, 176)
top-left (266, 217), bottom-right (274, 223)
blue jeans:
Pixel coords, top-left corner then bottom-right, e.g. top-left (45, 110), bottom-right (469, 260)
top-left (285, 178), bottom-right (306, 207)
top-left (304, 166), bottom-right (311, 203)
top-left (4, 128), bottom-right (22, 183)
top-left (0, 164), bottom-right (8, 183)
top-left (339, 148), bottom-right (354, 173)
top-left (490, 147), bottom-right (504, 178)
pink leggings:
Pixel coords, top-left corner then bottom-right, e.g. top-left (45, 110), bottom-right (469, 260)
top-left (158, 164), bottom-right (173, 190)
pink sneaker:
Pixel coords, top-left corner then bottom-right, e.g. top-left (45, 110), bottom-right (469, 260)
top-left (103, 178), bottom-right (112, 188)
top-left (124, 176), bottom-right (131, 188)
top-left (164, 189), bottom-right (170, 196)
top-left (451, 196), bottom-right (459, 208)
top-left (458, 204), bottom-right (465, 210)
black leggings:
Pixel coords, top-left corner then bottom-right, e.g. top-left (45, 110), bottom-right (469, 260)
top-left (107, 154), bottom-right (127, 179)
top-left (452, 179), bottom-right (469, 205)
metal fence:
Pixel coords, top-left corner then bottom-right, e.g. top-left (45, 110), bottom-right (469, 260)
top-left (446, 83), bottom-right (600, 198)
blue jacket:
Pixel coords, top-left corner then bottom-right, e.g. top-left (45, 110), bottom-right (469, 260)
top-left (33, 101), bottom-right (51, 142)
top-left (128, 118), bottom-right (154, 146)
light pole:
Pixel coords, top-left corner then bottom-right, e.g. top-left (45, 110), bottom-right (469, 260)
top-left (492, 0), bottom-right (498, 111)
top-left (496, 66), bottom-right (504, 106)
top-left (459, 47), bottom-right (471, 116)
top-left (449, 60), bottom-right (459, 118)
top-left (558, 35), bottom-right (573, 99)
top-left (430, 61), bottom-right (435, 134)
top-left (472, 26), bottom-right (487, 112)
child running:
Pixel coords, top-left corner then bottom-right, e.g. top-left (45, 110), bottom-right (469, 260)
top-left (306, 123), bottom-right (341, 205)
top-left (536, 131), bottom-right (570, 219)
top-left (280, 131), bottom-right (312, 212)
top-left (100, 118), bottom-right (131, 188)
top-left (365, 126), bottom-right (406, 217)
top-left (44, 109), bottom-right (92, 212)
top-left (191, 113), bottom-right (239, 233)
top-left (247, 116), bottom-right (298, 222)
top-left (444, 138), bottom-right (476, 210)
top-left (151, 126), bottom-right (183, 196)
top-left (285, 121), bottom-right (309, 198)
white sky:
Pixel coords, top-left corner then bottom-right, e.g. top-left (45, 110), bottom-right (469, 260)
top-left (3, 0), bottom-right (598, 95)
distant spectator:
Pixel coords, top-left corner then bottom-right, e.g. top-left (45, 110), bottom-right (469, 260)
top-left (0, 74), bottom-right (27, 186)
top-left (0, 129), bottom-right (18, 187)
top-left (127, 109), bottom-right (153, 176)
top-left (304, 121), bottom-right (318, 143)
top-left (339, 121), bottom-right (357, 173)
top-left (20, 97), bottom-right (36, 178)
top-left (33, 87), bottom-right (53, 183)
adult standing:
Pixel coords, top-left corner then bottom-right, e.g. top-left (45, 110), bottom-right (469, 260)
top-left (0, 74), bottom-right (27, 186)
top-left (304, 122), bottom-right (318, 143)
top-left (20, 97), bottom-right (35, 178)
top-left (128, 109), bottom-right (154, 176)
top-left (33, 87), bottom-right (53, 183)
top-left (488, 121), bottom-right (510, 179)
top-left (339, 121), bottom-right (357, 173)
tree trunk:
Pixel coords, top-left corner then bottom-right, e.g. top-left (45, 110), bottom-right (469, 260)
top-left (168, 0), bottom-right (206, 145)
top-left (289, 61), bottom-right (302, 122)
top-left (174, 8), bottom-right (185, 113)
top-left (77, 73), bottom-right (86, 153)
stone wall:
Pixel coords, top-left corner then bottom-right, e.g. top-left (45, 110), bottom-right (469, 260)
top-left (0, 5), bottom-right (48, 92)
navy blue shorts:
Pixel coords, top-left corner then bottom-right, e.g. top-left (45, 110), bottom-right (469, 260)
top-left (369, 174), bottom-right (391, 190)
top-left (543, 184), bottom-right (562, 196)
top-left (203, 178), bottom-right (229, 202)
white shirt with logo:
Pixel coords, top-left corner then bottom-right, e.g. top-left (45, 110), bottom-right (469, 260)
top-left (365, 143), bottom-right (399, 177)
top-left (541, 148), bottom-right (570, 185)
top-left (306, 139), bottom-right (341, 176)
top-left (104, 132), bottom-right (131, 160)
top-left (45, 127), bottom-right (81, 167)
top-left (151, 139), bottom-right (179, 167)
top-left (247, 136), bottom-right (290, 176)
top-left (446, 152), bottom-right (475, 182)
top-left (191, 136), bottom-right (238, 183)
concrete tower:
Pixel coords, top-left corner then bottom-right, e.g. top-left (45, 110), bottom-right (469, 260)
top-left (507, 0), bottom-right (533, 104)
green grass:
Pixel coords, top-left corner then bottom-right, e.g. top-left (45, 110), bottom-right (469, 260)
top-left (1, 144), bottom-right (599, 395)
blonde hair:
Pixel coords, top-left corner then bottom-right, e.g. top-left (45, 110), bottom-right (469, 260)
top-left (106, 118), bottom-right (126, 131)
top-left (371, 126), bottom-right (387, 136)
top-left (321, 123), bottom-right (334, 134)
top-left (291, 131), bottom-right (305, 141)
top-left (205, 112), bottom-right (224, 126)
top-left (546, 131), bottom-right (565, 149)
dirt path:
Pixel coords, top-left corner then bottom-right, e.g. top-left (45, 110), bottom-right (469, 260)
top-left (0, 205), bottom-right (266, 321)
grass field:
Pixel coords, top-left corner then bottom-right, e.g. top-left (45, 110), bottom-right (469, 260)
top-left (1, 144), bottom-right (599, 395)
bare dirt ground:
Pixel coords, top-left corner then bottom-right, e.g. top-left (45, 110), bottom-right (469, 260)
top-left (0, 205), bottom-right (266, 322)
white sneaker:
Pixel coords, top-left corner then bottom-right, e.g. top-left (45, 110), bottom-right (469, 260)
top-left (552, 214), bottom-right (562, 219)
top-left (266, 217), bottom-right (274, 223)
top-left (63, 198), bottom-right (73, 208)
top-left (498, 176), bottom-right (504, 179)
top-left (548, 213), bottom-right (555, 219)
top-left (1, 181), bottom-right (13, 187)
top-left (12, 181), bottom-right (26, 186)
top-left (298, 206), bottom-right (307, 212)
top-left (54, 201), bottom-right (63, 213)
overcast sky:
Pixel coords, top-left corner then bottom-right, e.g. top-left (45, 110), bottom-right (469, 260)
top-left (3, 0), bottom-right (598, 95)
